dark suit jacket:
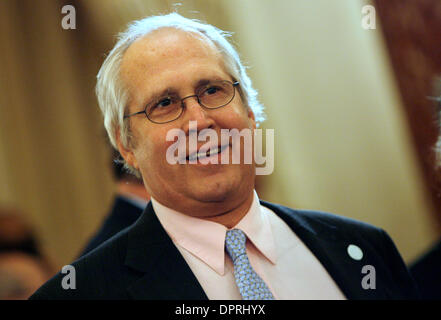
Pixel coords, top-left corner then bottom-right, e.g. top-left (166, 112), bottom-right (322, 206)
top-left (79, 196), bottom-right (143, 257)
top-left (30, 200), bottom-right (419, 300)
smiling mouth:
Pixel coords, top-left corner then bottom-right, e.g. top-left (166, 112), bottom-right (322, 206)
top-left (186, 144), bottom-right (229, 162)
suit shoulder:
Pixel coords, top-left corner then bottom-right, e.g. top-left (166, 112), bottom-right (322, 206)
top-left (261, 200), bottom-right (419, 299)
top-left (261, 200), bottom-right (384, 240)
top-left (29, 227), bottom-right (133, 300)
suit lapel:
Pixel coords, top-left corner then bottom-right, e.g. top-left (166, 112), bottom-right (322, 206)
top-left (124, 202), bottom-right (208, 300)
top-left (260, 200), bottom-right (389, 299)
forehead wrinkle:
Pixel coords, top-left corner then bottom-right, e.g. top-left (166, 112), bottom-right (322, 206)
top-left (123, 28), bottom-right (221, 70)
top-left (122, 28), bottom-right (222, 74)
top-left (146, 27), bottom-right (220, 58)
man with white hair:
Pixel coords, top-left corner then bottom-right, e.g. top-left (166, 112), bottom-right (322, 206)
top-left (30, 13), bottom-right (418, 300)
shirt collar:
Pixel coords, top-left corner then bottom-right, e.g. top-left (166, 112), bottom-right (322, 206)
top-left (151, 190), bottom-right (277, 276)
top-left (236, 192), bottom-right (277, 266)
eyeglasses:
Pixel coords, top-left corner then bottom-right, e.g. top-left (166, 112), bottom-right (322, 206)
top-left (124, 80), bottom-right (239, 124)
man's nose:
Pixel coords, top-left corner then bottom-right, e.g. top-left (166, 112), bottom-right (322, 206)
top-left (181, 95), bottom-right (215, 134)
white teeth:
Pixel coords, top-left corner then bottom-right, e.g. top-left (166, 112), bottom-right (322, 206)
top-left (206, 147), bottom-right (221, 157)
top-left (189, 147), bottom-right (222, 161)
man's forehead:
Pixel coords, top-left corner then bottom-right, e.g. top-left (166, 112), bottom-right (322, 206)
top-left (121, 28), bottom-right (220, 69)
top-left (119, 27), bottom-right (226, 103)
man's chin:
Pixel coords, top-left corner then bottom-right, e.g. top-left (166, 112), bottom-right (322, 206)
top-left (186, 168), bottom-right (255, 204)
top-left (188, 181), bottom-right (236, 204)
top-left (192, 188), bottom-right (231, 203)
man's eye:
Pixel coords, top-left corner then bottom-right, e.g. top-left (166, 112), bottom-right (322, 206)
top-left (204, 86), bottom-right (220, 95)
top-left (156, 98), bottom-right (172, 108)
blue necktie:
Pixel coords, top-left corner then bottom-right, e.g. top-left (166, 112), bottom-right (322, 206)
top-left (225, 229), bottom-right (275, 300)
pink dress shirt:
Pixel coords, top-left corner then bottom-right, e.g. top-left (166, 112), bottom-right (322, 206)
top-left (151, 191), bottom-right (346, 300)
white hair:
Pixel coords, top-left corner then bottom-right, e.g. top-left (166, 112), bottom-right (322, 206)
top-left (96, 13), bottom-right (266, 177)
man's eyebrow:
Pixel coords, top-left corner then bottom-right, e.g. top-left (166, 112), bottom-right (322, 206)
top-left (143, 77), bottom-right (227, 106)
top-left (195, 78), bottom-right (212, 87)
top-left (196, 77), bottom-right (225, 87)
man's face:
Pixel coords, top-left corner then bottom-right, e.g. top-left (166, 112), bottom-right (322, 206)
top-left (118, 28), bottom-right (256, 217)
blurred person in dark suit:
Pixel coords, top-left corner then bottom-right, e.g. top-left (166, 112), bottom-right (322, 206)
top-left (79, 150), bottom-right (149, 256)
top-left (0, 209), bottom-right (52, 299)
top-left (409, 79), bottom-right (441, 299)
top-left (30, 13), bottom-right (418, 300)
top-left (0, 252), bottom-right (51, 300)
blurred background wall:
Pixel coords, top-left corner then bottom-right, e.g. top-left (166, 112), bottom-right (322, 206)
top-left (0, 0), bottom-right (440, 270)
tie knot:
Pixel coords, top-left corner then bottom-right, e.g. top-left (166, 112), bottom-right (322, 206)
top-left (225, 229), bottom-right (247, 262)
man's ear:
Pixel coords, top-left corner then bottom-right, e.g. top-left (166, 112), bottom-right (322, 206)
top-left (115, 128), bottom-right (139, 170)
top-left (247, 108), bottom-right (257, 129)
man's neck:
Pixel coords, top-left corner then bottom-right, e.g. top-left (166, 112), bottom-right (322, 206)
top-left (117, 180), bottom-right (150, 201)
